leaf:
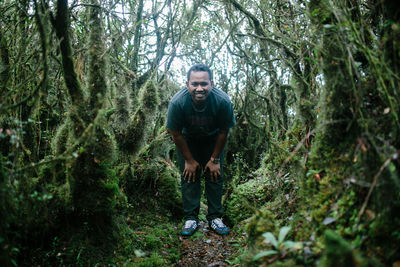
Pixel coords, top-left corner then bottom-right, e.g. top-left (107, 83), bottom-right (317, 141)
top-left (278, 226), bottom-right (291, 243)
top-left (262, 232), bottom-right (278, 248)
top-left (134, 249), bottom-right (146, 257)
top-left (322, 217), bottom-right (337, 225)
top-left (323, 24), bottom-right (335, 29)
top-left (311, 9), bottom-right (320, 17)
top-left (252, 250), bottom-right (278, 261)
top-left (283, 240), bottom-right (302, 250)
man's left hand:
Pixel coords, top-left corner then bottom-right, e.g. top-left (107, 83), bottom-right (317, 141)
top-left (205, 161), bottom-right (220, 181)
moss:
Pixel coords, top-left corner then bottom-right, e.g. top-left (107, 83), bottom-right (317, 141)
top-left (141, 128), bottom-right (174, 159)
top-left (318, 230), bottom-right (360, 267)
top-left (225, 177), bottom-right (273, 225)
top-left (245, 206), bottom-right (276, 246)
top-left (67, 108), bottom-right (117, 232)
top-left (269, 259), bottom-right (300, 267)
top-left (259, 135), bottom-right (301, 175)
top-left (0, 155), bottom-right (16, 266)
top-left (122, 157), bottom-right (182, 217)
top-left (138, 80), bottom-right (159, 113)
top-left (92, 110), bottom-right (117, 162)
top-left (368, 209), bottom-right (400, 263)
top-left (115, 80), bottom-right (159, 157)
top-left (112, 210), bottom-right (181, 266)
top-left (112, 83), bottom-right (131, 145)
top-left (308, 0), bottom-right (360, 162)
top-left (292, 213), bottom-right (315, 242)
top-left (86, 0), bottom-right (109, 118)
top-left (125, 109), bottom-right (147, 154)
top-left (135, 253), bottom-right (165, 267)
top-left (52, 117), bottom-right (71, 155)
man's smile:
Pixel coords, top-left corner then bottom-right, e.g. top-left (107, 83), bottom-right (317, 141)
top-left (194, 92), bottom-right (207, 99)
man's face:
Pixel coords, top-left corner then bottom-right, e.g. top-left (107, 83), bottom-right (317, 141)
top-left (186, 71), bottom-right (213, 106)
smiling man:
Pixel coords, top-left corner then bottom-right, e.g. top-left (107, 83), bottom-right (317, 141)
top-left (166, 63), bottom-right (236, 236)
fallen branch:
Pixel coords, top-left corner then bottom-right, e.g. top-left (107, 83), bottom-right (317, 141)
top-left (356, 151), bottom-right (398, 223)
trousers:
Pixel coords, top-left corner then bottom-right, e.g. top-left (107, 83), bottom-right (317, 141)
top-left (176, 135), bottom-right (224, 221)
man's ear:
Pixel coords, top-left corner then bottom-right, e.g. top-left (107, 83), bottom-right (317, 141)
top-left (186, 81), bottom-right (189, 88)
top-left (210, 80), bottom-right (214, 87)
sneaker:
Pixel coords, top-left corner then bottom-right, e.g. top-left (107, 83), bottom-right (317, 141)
top-left (209, 218), bottom-right (229, 235)
top-left (181, 220), bottom-right (198, 236)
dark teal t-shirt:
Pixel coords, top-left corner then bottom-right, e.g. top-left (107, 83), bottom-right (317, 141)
top-left (166, 87), bottom-right (236, 138)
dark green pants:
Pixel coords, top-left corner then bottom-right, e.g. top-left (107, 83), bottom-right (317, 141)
top-left (177, 135), bottom-right (224, 221)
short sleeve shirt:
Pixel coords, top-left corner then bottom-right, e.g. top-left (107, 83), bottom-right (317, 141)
top-left (166, 87), bottom-right (236, 138)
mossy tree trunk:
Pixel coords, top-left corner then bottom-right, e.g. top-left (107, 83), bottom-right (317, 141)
top-left (113, 79), bottom-right (159, 159)
top-left (308, 0), bottom-right (359, 159)
top-left (305, 1), bottom-right (400, 262)
top-left (0, 29), bottom-right (10, 93)
top-left (381, 0), bottom-right (400, 141)
top-left (53, 0), bottom-right (116, 232)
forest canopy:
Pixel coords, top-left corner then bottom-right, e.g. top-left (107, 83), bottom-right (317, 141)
top-left (0, 0), bottom-right (399, 266)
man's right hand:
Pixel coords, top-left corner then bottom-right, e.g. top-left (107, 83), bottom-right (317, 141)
top-left (183, 159), bottom-right (200, 183)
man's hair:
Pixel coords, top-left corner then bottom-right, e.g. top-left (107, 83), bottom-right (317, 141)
top-left (186, 63), bottom-right (213, 81)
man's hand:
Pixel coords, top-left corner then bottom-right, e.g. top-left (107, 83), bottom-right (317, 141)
top-left (205, 160), bottom-right (220, 181)
top-left (183, 159), bottom-right (200, 183)
top-left (168, 129), bottom-right (199, 183)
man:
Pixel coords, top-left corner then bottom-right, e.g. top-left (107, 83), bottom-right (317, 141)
top-left (166, 63), bottom-right (235, 236)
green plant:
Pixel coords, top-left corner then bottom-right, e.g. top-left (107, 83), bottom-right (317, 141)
top-left (253, 226), bottom-right (302, 261)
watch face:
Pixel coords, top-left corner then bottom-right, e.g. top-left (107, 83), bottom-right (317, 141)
top-left (213, 158), bottom-right (220, 164)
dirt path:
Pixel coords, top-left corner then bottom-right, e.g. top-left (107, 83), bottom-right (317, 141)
top-left (175, 220), bottom-right (234, 267)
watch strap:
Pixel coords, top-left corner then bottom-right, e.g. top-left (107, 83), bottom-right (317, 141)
top-left (211, 157), bottom-right (220, 164)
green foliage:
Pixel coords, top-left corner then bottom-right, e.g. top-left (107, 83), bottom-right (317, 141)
top-left (245, 207), bottom-right (277, 245)
top-left (227, 121), bottom-right (268, 171)
top-left (225, 176), bottom-right (273, 225)
top-left (0, 154), bottom-right (15, 266)
top-left (134, 253), bottom-right (165, 267)
top-left (368, 207), bottom-right (400, 263)
top-left (259, 133), bottom-right (301, 175)
top-left (1, 0), bottom-right (399, 266)
top-left (253, 226), bottom-right (302, 262)
top-left (122, 156), bottom-right (182, 217)
top-left (318, 230), bottom-right (359, 267)
top-left (138, 80), bottom-right (159, 113)
top-left (112, 210), bottom-right (181, 266)
top-left (114, 79), bottom-right (160, 156)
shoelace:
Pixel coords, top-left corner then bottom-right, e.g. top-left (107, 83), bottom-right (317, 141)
top-left (212, 218), bottom-right (225, 228)
top-left (184, 220), bottom-right (197, 228)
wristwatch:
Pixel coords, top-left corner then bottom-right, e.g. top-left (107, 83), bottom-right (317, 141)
top-left (210, 157), bottom-right (220, 164)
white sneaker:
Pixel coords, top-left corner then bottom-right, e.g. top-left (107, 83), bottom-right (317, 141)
top-left (209, 218), bottom-right (229, 235)
top-left (181, 220), bottom-right (198, 236)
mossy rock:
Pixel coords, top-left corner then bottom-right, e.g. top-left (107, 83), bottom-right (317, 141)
top-left (225, 177), bottom-right (274, 225)
top-left (123, 158), bottom-right (182, 217)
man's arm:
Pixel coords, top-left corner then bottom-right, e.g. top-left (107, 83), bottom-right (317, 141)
top-left (168, 129), bottom-right (200, 183)
top-left (205, 128), bottom-right (229, 181)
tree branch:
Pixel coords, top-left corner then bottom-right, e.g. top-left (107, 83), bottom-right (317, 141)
top-left (53, 0), bottom-right (84, 104)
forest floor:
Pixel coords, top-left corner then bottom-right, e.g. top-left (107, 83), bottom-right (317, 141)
top-left (116, 200), bottom-right (241, 266)
top-left (175, 221), bottom-right (234, 267)
top-left (175, 203), bottom-right (237, 266)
